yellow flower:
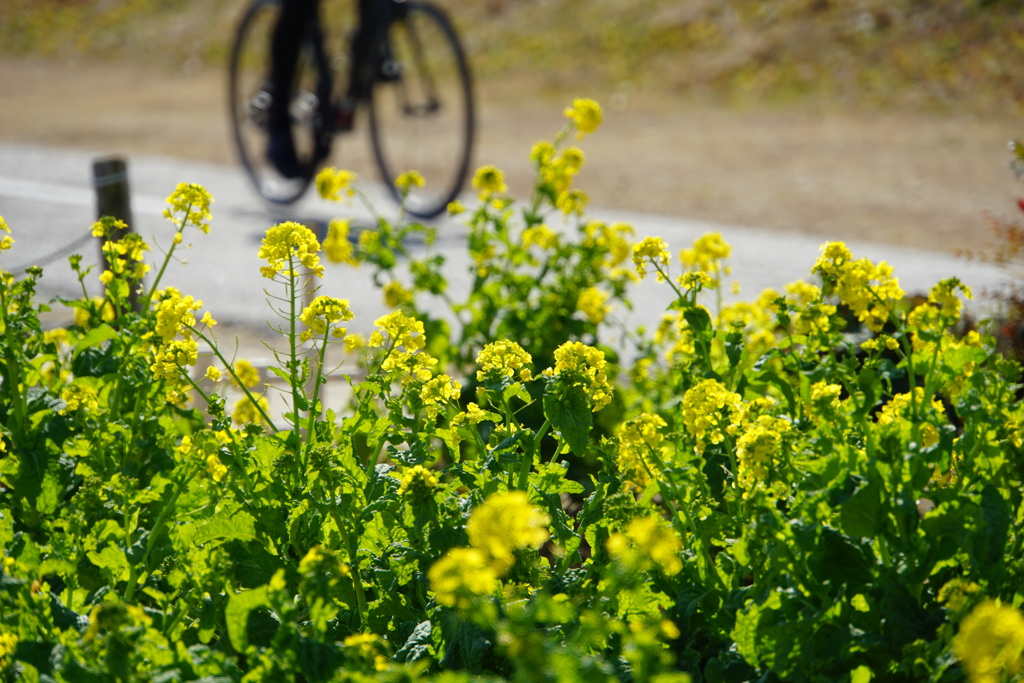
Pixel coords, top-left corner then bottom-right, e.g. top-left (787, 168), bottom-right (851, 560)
top-left (59, 383), bottom-right (100, 415)
top-left (0, 216), bottom-right (12, 253)
top-left (522, 224), bottom-right (558, 251)
top-left (476, 340), bottom-right (532, 385)
top-left (369, 310), bottom-right (426, 353)
top-left (563, 98), bottom-right (603, 136)
top-left (205, 366), bottom-right (222, 382)
top-left (258, 221), bottom-right (324, 279)
top-left (0, 630), bottom-right (19, 664)
top-left (299, 295), bottom-right (354, 342)
top-left (472, 165), bottom-right (507, 199)
top-left (395, 170), bottom-right (426, 192)
top-left (616, 413), bottom-right (668, 487)
top-left (812, 242), bottom-right (903, 333)
top-left (163, 182), bottom-right (213, 233)
top-left (397, 464), bottom-right (439, 501)
top-left (323, 218), bottom-right (359, 265)
top-left (90, 215), bottom-right (128, 239)
top-left (150, 338), bottom-right (199, 379)
top-left (632, 236), bottom-right (670, 280)
top-left (577, 286), bottom-right (610, 325)
top-left (953, 600), bottom-right (1024, 683)
top-left (542, 341), bottom-right (613, 412)
top-left (451, 402), bottom-right (497, 428)
top-left (383, 280), bottom-right (413, 309)
top-left (680, 379), bottom-right (741, 451)
top-left (232, 359), bottom-right (262, 389)
top-left (316, 167), bottom-right (357, 202)
top-left (606, 516), bottom-right (683, 576)
top-left (556, 189), bottom-right (588, 216)
top-left (232, 395), bottom-right (269, 426)
top-left (735, 414), bottom-right (790, 495)
top-left (206, 454), bottom-right (228, 482)
top-left (428, 547), bottom-right (499, 608)
top-left (154, 289), bottom-right (203, 342)
top-left (420, 374), bottom-right (462, 418)
top-left (466, 491), bottom-right (550, 572)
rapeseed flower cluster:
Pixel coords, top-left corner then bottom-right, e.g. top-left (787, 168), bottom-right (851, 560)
top-left (0, 630), bottom-right (18, 667)
top-left (735, 414), bottom-right (791, 496)
top-left (232, 359), bottom-right (262, 389)
top-left (382, 281), bottom-right (413, 308)
top-left (680, 378), bottom-right (741, 452)
top-left (632, 236), bottom-right (671, 280)
top-left (616, 412), bottom-right (668, 488)
top-left (429, 491), bottom-right (550, 608)
top-left (472, 165), bottom-right (507, 201)
top-left (583, 221), bottom-right (635, 277)
top-left (907, 277), bottom-right (973, 347)
top-left (298, 295), bottom-right (354, 343)
top-left (542, 341), bottom-right (613, 411)
top-left (655, 311), bottom-right (697, 366)
top-left (521, 223), bottom-right (558, 252)
top-left (953, 600), bottom-right (1024, 683)
top-left (875, 386), bottom-right (946, 449)
top-left (396, 464), bottom-right (438, 501)
top-left (315, 167), bottom-right (357, 202)
top-left (98, 229), bottom-right (151, 286)
top-left (419, 374), bottom-right (462, 419)
top-left (258, 221), bottom-right (324, 279)
top-left (427, 548), bottom-right (499, 610)
top-left (59, 383), bottom-right (99, 415)
top-left (322, 218), bottom-right (359, 265)
top-left (0, 216), bottom-right (12, 253)
top-left (563, 98), bottom-right (603, 137)
top-left (813, 241), bottom-right (903, 332)
top-left (807, 381), bottom-right (843, 422)
top-left (606, 515), bottom-right (683, 576)
top-left (476, 340), bottom-right (533, 386)
top-left (395, 170), bottom-right (426, 192)
top-left (163, 182), bottom-right (213, 234)
top-left (680, 232), bottom-right (731, 288)
top-left (466, 491), bottom-right (551, 572)
top-left (781, 280), bottom-right (837, 345)
top-left (154, 288), bottom-right (206, 342)
top-left (531, 142), bottom-right (587, 201)
top-left (150, 338), bottom-right (199, 380)
top-left (577, 286), bottom-right (610, 325)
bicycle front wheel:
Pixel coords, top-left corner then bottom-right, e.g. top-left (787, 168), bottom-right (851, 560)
top-left (229, 0), bottom-right (328, 204)
top-left (369, 2), bottom-right (474, 219)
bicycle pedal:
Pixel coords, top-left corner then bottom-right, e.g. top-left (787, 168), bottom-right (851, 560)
top-left (379, 59), bottom-right (402, 82)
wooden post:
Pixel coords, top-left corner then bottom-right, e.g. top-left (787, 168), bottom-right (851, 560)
top-left (92, 157), bottom-right (140, 312)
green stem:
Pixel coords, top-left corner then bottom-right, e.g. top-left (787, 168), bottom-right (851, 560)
top-left (516, 418), bottom-right (550, 491)
top-left (191, 327), bottom-right (280, 432)
top-left (328, 506), bottom-right (368, 626)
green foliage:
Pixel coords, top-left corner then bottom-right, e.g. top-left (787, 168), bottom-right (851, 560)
top-left (1, 102), bottom-right (1024, 682)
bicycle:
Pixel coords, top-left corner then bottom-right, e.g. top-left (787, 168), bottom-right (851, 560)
top-left (228, 0), bottom-right (475, 219)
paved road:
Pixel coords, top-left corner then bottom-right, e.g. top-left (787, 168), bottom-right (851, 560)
top-left (0, 142), bottom-right (1011, 350)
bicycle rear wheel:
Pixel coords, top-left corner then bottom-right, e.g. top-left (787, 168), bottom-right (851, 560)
top-left (369, 2), bottom-right (474, 219)
top-left (229, 0), bottom-right (329, 204)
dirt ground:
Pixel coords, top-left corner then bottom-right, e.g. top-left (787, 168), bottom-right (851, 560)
top-left (3, 56), bottom-right (1022, 258)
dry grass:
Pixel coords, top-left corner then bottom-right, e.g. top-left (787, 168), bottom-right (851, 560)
top-left (4, 0), bottom-right (1024, 112)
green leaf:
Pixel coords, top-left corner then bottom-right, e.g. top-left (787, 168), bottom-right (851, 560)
top-left (72, 323), bottom-right (118, 359)
top-left (225, 585), bottom-right (270, 652)
top-left (543, 383), bottom-right (592, 456)
top-left (531, 461), bottom-right (585, 495)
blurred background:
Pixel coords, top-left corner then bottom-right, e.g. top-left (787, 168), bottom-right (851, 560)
top-left (2, 0), bottom-right (1024, 253)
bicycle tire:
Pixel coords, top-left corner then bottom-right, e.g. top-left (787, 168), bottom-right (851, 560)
top-left (368, 1), bottom-right (475, 219)
top-left (228, 0), bottom-right (329, 205)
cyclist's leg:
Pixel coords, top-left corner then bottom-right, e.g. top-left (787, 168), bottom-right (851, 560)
top-left (346, 0), bottom-right (392, 100)
top-left (267, 0), bottom-right (319, 177)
